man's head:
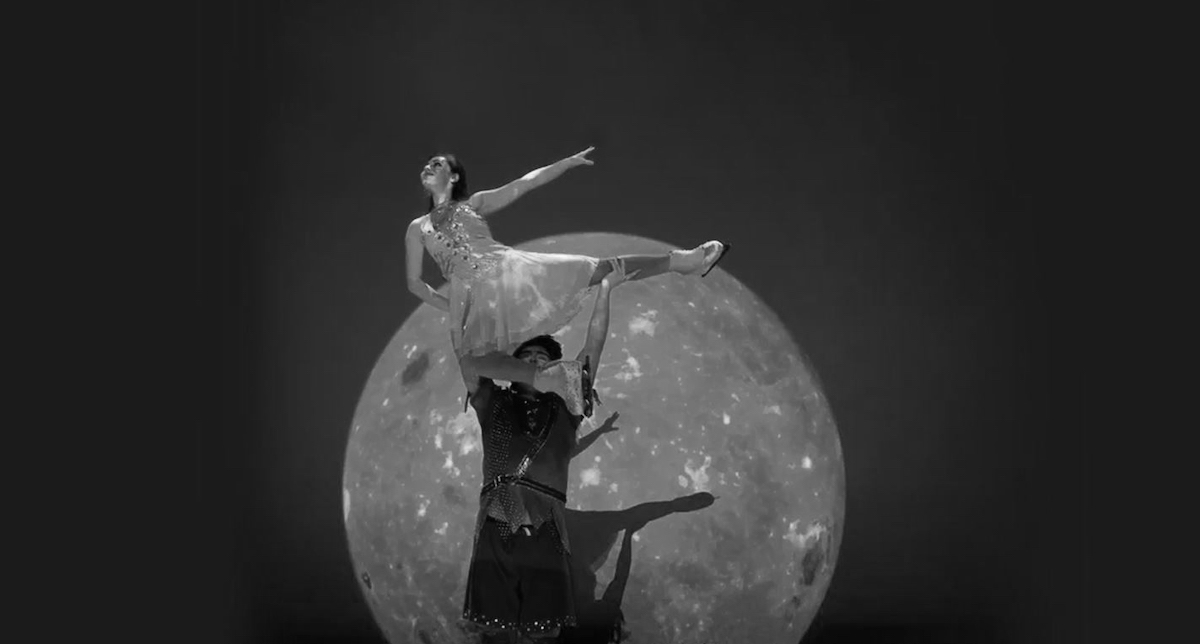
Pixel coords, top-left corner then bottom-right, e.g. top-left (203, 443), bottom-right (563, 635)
top-left (513, 335), bottom-right (563, 366)
top-left (510, 335), bottom-right (562, 397)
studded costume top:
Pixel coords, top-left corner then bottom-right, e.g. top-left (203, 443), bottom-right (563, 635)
top-left (419, 201), bottom-right (601, 358)
top-left (460, 379), bottom-right (583, 637)
top-left (467, 379), bottom-right (580, 555)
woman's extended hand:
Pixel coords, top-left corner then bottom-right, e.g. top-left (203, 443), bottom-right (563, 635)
top-left (563, 146), bottom-right (595, 168)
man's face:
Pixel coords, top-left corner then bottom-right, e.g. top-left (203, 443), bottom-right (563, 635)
top-left (515, 345), bottom-right (552, 367)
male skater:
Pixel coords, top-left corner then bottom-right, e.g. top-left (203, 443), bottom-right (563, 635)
top-left (458, 259), bottom-right (632, 643)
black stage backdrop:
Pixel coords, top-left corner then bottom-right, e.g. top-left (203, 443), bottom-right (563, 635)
top-left (198, 2), bottom-right (1078, 642)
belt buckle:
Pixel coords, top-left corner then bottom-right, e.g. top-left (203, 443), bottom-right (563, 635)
top-left (486, 474), bottom-right (514, 490)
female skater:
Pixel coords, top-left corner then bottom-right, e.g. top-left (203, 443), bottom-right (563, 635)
top-left (405, 147), bottom-right (729, 414)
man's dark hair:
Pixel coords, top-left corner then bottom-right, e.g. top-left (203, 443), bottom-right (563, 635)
top-left (513, 335), bottom-right (563, 361)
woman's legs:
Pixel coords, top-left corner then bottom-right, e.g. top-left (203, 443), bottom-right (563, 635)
top-left (587, 241), bottom-right (729, 286)
top-left (588, 254), bottom-right (670, 286)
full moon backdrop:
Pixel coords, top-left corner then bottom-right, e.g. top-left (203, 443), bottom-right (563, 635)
top-left (345, 233), bottom-right (845, 644)
top-left (199, 2), bottom-right (1076, 643)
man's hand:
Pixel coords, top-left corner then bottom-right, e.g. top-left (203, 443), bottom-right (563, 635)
top-left (597, 411), bottom-right (621, 434)
top-left (601, 258), bottom-right (639, 289)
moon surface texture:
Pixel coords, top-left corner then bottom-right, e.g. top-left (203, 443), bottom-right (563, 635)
top-left (343, 233), bottom-right (845, 643)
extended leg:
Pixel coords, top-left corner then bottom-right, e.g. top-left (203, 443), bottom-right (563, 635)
top-left (588, 254), bottom-right (670, 285)
top-left (586, 242), bottom-right (729, 286)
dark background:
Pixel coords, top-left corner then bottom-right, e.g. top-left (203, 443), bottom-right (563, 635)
top-left (198, 1), bottom-right (1078, 642)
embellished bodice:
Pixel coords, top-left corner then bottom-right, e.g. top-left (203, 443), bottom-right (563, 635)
top-left (420, 201), bottom-right (506, 281)
top-left (481, 389), bottom-right (574, 491)
top-left (477, 385), bottom-right (577, 541)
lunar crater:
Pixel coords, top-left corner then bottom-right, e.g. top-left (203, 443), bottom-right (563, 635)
top-left (401, 351), bottom-right (432, 387)
top-left (441, 484), bottom-right (468, 507)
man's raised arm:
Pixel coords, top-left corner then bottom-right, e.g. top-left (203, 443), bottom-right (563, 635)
top-left (575, 259), bottom-right (634, 378)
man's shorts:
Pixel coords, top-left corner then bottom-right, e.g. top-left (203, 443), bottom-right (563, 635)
top-left (462, 516), bottom-right (576, 638)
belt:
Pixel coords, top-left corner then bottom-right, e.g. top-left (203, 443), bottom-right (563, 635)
top-left (480, 474), bottom-right (567, 504)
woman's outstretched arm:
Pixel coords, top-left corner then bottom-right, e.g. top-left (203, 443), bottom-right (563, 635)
top-left (405, 218), bottom-right (450, 312)
top-left (467, 146), bottom-right (595, 217)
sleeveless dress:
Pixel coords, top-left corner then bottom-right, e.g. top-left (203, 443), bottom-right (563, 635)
top-left (420, 201), bottom-right (601, 358)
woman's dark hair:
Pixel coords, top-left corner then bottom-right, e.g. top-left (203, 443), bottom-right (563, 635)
top-left (425, 153), bottom-right (469, 211)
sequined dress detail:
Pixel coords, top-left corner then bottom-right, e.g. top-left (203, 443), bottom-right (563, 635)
top-left (420, 201), bottom-right (601, 358)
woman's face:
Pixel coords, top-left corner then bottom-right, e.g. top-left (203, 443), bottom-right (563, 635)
top-left (420, 156), bottom-right (456, 192)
